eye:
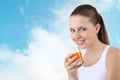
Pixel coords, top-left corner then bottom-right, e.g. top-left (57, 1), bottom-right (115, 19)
top-left (70, 29), bottom-right (75, 33)
top-left (79, 27), bottom-right (86, 32)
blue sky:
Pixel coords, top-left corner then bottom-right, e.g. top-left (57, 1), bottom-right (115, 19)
top-left (0, 0), bottom-right (120, 80)
top-left (0, 0), bottom-right (57, 50)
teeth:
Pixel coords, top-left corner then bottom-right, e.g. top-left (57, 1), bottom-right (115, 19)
top-left (76, 40), bottom-right (84, 44)
top-left (78, 41), bottom-right (84, 43)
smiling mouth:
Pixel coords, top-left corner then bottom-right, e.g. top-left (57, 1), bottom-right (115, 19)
top-left (75, 40), bottom-right (85, 45)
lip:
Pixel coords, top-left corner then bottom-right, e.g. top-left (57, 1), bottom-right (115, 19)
top-left (75, 40), bottom-right (85, 46)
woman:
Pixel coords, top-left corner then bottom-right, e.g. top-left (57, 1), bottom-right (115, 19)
top-left (64, 4), bottom-right (120, 80)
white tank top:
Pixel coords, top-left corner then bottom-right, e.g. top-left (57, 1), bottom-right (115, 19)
top-left (78, 45), bottom-right (110, 80)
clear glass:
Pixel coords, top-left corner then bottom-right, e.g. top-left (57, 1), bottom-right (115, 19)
top-left (67, 47), bottom-right (83, 61)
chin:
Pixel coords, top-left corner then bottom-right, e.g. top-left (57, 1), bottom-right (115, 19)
top-left (75, 41), bottom-right (86, 49)
top-left (77, 45), bottom-right (86, 49)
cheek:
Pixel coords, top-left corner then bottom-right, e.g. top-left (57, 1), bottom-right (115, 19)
top-left (85, 32), bottom-right (96, 43)
top-left (82, 32), bottom-right (90, 39)
top-left (85, 33), bottom-right (91, 38)
top-left (83, 31), bottom-right (92, 41)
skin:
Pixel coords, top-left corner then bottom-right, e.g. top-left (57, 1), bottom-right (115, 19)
top-left (64, 15), bottom-right (120, 80)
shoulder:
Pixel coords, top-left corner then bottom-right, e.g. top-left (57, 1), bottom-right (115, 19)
top-left (107, 46), bottom-right (120, 58)
top-left (108, 46), bottom-right (120, 55)
top-left (105, 47), bottom-right (120, 79)
top-left (106, 46), bottom-right (120, 68)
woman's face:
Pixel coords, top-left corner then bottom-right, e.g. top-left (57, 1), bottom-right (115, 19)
top-left (69, 15), bottom-right (99, 49)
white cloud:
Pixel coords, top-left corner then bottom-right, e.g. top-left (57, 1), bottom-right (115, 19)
top-left (0, 45), bottom-right (13, 62)
top-left (24, 27), bottom-right (68, 80)
top-left (0, 74), bottom-right (23, 80)
top-left (0, 26), bottom-right (69, 80)
top-left (95, 0), bottom-right (115, 12)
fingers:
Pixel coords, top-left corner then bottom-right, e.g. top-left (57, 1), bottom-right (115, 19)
top-left (66, 56), bottom-right (78, 67)
top-left (64, 54), bottom-right (73, 63)
top-left (67, 58), bottom-right (81, 70)
top-left (76, 60), bottom-right (84, 67)
top-left (64, 54), bottom-right (77, 67)
top-left (64, 54), bottom-right (84, 71)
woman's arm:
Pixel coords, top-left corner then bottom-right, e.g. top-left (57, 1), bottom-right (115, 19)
top-left (106, 47), bottom-right (120, 80)
top-left (64, 54), bottom-right (83, 80)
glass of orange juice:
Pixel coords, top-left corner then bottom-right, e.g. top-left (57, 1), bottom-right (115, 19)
top-left (68, 47), bottom-right (83, 61)
top-left (70, 51), bottom-right (83, 60)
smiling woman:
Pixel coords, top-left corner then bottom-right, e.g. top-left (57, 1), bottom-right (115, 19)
top-left (64, 4), bottom-right (120, 80)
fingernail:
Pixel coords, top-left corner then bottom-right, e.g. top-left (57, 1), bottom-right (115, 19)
top-left (77, 60), bottom-right (83, 65)
top-left (68, 58), bottom-right (71, 61)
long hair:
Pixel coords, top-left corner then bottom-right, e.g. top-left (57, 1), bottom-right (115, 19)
top-left (70, 4), bottom-right (110, 45)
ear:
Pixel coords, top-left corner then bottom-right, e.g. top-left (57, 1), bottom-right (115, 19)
top-left (95, 23), bottom-right (101, 34)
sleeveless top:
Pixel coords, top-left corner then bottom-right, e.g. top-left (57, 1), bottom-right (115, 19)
top-left (78, 45), bottom-right (110, 80)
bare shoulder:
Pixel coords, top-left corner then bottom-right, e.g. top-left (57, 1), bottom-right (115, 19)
top-left (107, 46), bottom-right (120, 58)
top-left (105, 46), bottom-right (120, 80)
top-left (106, 46), bottom-right (120, 67)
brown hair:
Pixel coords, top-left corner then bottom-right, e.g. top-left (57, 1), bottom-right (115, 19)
top-left (70, 4), bottom-right (110, 45)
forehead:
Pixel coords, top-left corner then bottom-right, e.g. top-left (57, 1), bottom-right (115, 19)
top-left (69, 15), bottom-right (93, 28)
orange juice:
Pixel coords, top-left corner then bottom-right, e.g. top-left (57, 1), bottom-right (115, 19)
top-left (70, 52), bottom-right (83, 60)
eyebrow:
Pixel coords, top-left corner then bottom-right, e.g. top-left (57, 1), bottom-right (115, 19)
top-left (70, 26), bottom-right (86, 29)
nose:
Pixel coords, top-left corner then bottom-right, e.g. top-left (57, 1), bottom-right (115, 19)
top-left (72, 31), bottom-right (81, 40)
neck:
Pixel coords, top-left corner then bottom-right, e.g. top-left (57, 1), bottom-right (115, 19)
top-left (85, 40), bottom-right (106, 54)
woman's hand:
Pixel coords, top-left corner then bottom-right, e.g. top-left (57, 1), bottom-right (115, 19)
top-left (64, 54), bottom-right (84, 80)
